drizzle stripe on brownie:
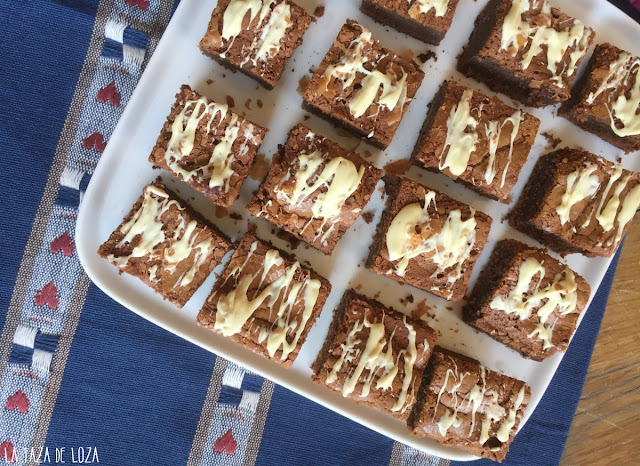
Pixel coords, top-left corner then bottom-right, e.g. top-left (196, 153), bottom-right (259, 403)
top-left (386, 191), bottom-right (477, 297)
top-left (212, 241), bottom-right (321, 360)
top-left (165, 95), bottom-right (259, 191)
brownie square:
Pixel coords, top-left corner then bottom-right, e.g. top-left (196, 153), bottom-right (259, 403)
top-left (246, 124), bottom-right (383, 254)
top-left (408, 347), bottom-right (531, 462)
top-left (464, 240), bottom-right (591, 360)
top-left (510, 149), bottom-right (640, 257)
top-left (302, 20), bottom-right (425, 149)
top-left (197, 232), bottom-right (331, 366)
top-left (458, 0), bottom-right (595, 108)
top-left (98, 178), bottom-right (233, 308)
top-left (560, 43), bottom-right (640, 154)
top-left (412, 80), bottom-right (540, 202)
top-left (367, 175), bottom-right (492, 301)
top-left (149, 85), bottom-right (267, 207)
top-left (360, 0), bottom-right (460, 45)
top-left (199, 0), bottom-right (312, 89)
top-left (312, 290), bottom-right (437, 419)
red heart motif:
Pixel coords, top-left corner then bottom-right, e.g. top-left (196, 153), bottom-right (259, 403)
top-left (5, 390), bottom-right (29, 414)
top-left (82, 132), bottom-right (107, 152)
top-left (214, 429), bottom-right (237, 455)
top-left (97, 81), bottom-right (122, 107)
top-left (0, 439), bottom-right (15, 462)
top-left (125, 0), bottom-right (149, 11)
top-left (50, 231), bottom-right (75, 257)
top-left (34, 281), bottom-right (59, 309)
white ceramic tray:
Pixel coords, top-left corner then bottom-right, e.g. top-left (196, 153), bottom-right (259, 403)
top-left (76, 0), bottom-right (640, 460)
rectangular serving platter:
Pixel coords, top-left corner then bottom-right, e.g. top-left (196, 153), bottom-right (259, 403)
top-left (76, 0), bottom-right (640, 461)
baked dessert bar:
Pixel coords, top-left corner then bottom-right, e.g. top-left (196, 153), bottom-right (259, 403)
top-left (360, 0), bottom-right (461, 45)
top-left (312, 290), bottom-right (437, 419)
top-left (464, 239), bottom-right (591, 360)
top-left (199, 0), bottom-right (312, 89)
top-left (149, 85), bottom-right (267, 207)
top-left (302, 20), bottom-right (425, 149)
top-left (412, 80), bottom-right (540, 202)
top-left (560, 43), bottom-right (640, 154)
top-left (197, 232), bottom-right (331, 366)
top-left (458, 0), bottom-right (595, 108)
top-left (98, 178), bottom-right (232, 307)
top-left (367, 175), bottom-right (492, 301)
top-left (246, 123), bottom-right (383, 254)
top-left (408, 347), bottom-right (531, 462)
top-left (510, 149), bottom-right (640, 257)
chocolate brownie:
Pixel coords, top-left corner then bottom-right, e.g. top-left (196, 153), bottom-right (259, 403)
top-left (302, 20), bottom-right (425, 149)
top-left (360, 0), bottom-right (460, 45)
top-left (560, 43), bottom-right (640, 154)
top-left (199, 0), bottom-right (312, 89)
top-left (246, 124), bottom-right (382, 254)
top-left (198, 232), bottom-right (330, 366)
top-left (149, 85), bottom-right (267, 207)
top-left (412, 80), bottom-right (540, 202)
top-left (510, 149), bottom-right (640, 257)
top-left (367, 175), bottom-right (492, 301)
top-left (98, 178), bottom-right (233, 308)
top-left (458, 0), bottom-right (595, 108)
top-left (312, 290), bottom-right (437, 419)
top-left (464, 240), bottom-right (591, 361)
top-left (408, 347), bottom-right (531, 462)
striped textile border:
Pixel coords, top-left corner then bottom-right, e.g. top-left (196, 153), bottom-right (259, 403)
top-left (0, 1), bottom-right (173, 464)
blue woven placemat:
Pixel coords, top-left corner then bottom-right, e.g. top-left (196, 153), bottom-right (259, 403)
top-left (0, 1), bottom-right (636, 465)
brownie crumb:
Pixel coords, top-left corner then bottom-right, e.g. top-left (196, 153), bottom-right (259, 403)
top-left (249, 153), bottom-right (269, 181)
top-left (383, 159), bottom-right (412, 176)
top-left (313, 5), bottom-right (324, 17)
top-left (542, 131), bottom-right (562, 150)
top-left (244, 98), bottom-right (252, 110)
top-left (215, 206), bottom-right (228, 218)
top-left (417, 51), bottom-right (437, 64)
top-left (303, 115), bottom-right (311, 121)
top-left (206, 79), bottom-right (214, 85)
top-left (400, 294), bottom-right (415, 306)
top-left (411, 299), bottom-right (433, 320)
top-left (230, 212), bottom-right (243, 220)
top-left (363, 150), bottom-right (373, 159)
top-left (361, 211), bottom-right (374, 224)
top-left (446, 306), bottom-right (453, 311)
top-left (617, 156), bottom-right (623, 163)
top-left (297, 75), bottom-right (310, 95)
top-left (256, 99), bottom-right (264, 108)
top-left (226, 95), bottom-right (235, 108)
top-left (355, 283), bottom-right (363, 291)
top-left (276, 230), bottom-right (301, 250)
top-left (399, 49), bottom-right (414, 62)
top-left (374, 291), bottom-right (381, 299)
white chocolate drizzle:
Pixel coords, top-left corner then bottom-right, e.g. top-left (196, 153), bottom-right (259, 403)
top-left (408, 0), bottom-right (450, 19)
top-left (165, 95), bottom-right (259, 192)
top-left (555, 163), bottom-right (599, 226)
top-left (385, 192), bottom-right (477, 297)
top-left (489, 257), bottom-right (578, 350)
top-left (221, 0), bottom-right (264, 41)
top-left (326, 311), bottom-right (422, 413)
top-left (272, 136), bottom-right (365, 245)
top-left (500, 0), bottom-right (591, 86)
top-left (586, 52), bottom-right (640, 137)
top-left (439, 89), bottom-right (479, 177)
top-left (254, 2), bottom-right (291, 62)
top-left (433, 356), bottom-right (525, 445)
top-left (440, 88), bottom-right (524, 188)
top-left (107, 185), bottom-right (214, 287)
top-left (213, 241), bottom-right (321, 361)
top-left (321, 25), bottom-right (409, 121)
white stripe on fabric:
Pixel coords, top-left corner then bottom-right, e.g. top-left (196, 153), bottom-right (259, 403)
top-left (32, 349), bottom-right (54, 373)
top-left (13, 324), bottom-right (38, 348)
top-left (60, 167), bottom-right (85, 190)
top-left (123, 44), bottom-right (146, 67)
top-left (222, 363), bottom-right (245, 389)
top-left (104, 18), bottom-right (126, 42)
top-left (238, 391), bottom-right (260, 412)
